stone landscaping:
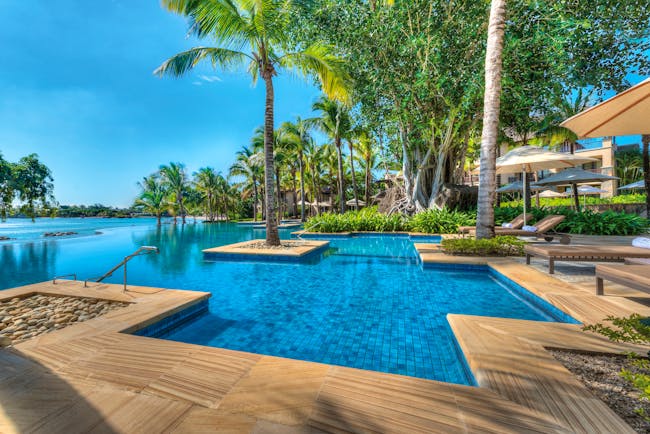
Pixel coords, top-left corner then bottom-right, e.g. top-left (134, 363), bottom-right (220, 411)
top-left (43, 231), bottom-right (78, 237)
top-left (0, 294), bottom-right (129, 346)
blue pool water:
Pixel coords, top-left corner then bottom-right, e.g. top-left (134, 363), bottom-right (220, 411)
top-left (0, 218), bottom-right (576, 385)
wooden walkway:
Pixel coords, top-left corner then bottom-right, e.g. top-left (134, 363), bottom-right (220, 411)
top-left (2, 265), bottom-right (649, 433)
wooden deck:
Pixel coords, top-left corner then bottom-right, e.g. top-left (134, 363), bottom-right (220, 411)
top-left (2, 260), bottom-right (650, 433)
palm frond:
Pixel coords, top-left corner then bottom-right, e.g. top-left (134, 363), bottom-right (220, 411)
top-left (280, 44), bottom-right (352, 104)
top-left (155, 47), bottom-right (250, 77)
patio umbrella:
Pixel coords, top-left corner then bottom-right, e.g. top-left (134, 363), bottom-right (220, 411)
top-left (560, 77), bottom-right (650, 210)
top-left (566, 185), bottom-right (608, 208)
top-left (345, 199), bottom-right (366, 207)
top-left (618, 180), bottom-right (646, 190)
top-left (561, 78), bottom-right (650, 138)
top-left (532, 167), bottom-right (618, 210)
top-left (496, 146), bottom-right (596, 221)
top-left (538, 189), bottom-right (567, 198)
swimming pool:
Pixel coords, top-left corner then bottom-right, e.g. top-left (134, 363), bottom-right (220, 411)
top-left (0, 219), bottom-right (577, 385)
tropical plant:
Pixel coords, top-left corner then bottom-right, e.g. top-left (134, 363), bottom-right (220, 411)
top-left (310, 96), bottom-right (353, 214)
top-left (616, 149), bottom-right (644, 188)
top-left (194, 167), bottom-right (223, 222)
top-left (281, 118), bottom-right (313, 221)
top-left (229, 145), bottom-right (264, 221)
top-left (159, 162), bottom-right (190, 224)
top-left (156, 0), bottom-right (350, 245)
top-left (13, 154), bottom-right (55, 222)
top-left (441, 236), bottom-right (525, 257)
top-left (584, 314), bottom-right (650, 421)
top-left (305, 207), bottom-right (406, 233)
top-left (357, 130), bottom-right (378, 206)
top-left (0, 153), bottom-right (15, 221)
top-left (408, 208), bottom-right (476, 234)
top-left (134, 174), bottom-right (167, 225)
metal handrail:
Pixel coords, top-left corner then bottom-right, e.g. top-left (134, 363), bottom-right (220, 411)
top-left (84, 246), bottom-right (159, 291)
top-left (52, 273), bottom-right (77, 284)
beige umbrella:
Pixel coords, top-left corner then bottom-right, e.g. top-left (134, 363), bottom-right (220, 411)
top-left (538, 189), bottom-right (567, 198)
top-left (561, 78), bottom-right (650, 137)
top-left (496, 146), bottom-right (596, 221)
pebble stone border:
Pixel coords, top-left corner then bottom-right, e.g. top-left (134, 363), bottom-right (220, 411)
top-left (0, 294), bottom-right (129, 346)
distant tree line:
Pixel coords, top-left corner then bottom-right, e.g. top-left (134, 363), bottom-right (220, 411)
top-left (55, 204), bottom-right (137, 218)
top-left (0, 152), bottom-right (55, 222)
top-left (134, 163), bottom-right (250, 225)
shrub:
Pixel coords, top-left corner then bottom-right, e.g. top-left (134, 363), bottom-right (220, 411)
top-left (408, 208), bottom-right (476, 234)
top-left (304, 207), bottom-right (408, 233)
top-left (500, 193), bottom-right (646, 208)
top-left (584, 315), bottom-right (650, 421)
top-left (440, 236), bottom-right (525, 256)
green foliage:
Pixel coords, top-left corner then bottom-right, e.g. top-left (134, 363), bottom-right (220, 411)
top-left (494, 206), bottom-right (648, 236)
top-left (408, 208), bottom-right (476, 234)
top-left (56, 205), bottom-right (135, 218)
top-left (440, 236), bottom-right (525, 257)
top-left (500, 193), bottom-right (646, 208)
top-left (584, 315), bottom-right (650, 420)
top-left (304, 207), bottom-right (407, 233)
top-left (12, 153), bottom-right (55, 222)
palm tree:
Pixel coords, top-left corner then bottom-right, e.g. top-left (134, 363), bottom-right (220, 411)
top-left (135, 174), bottom-right (167, 225)
top-left (357, 130), bottom-right (377, 206)
top-left (229, 145), bottom-right (263, 221)
top-left (311, 96), bottom-right (352, 213)
top-left (155, 0), bottom-right (350, 246)
top-left (475, 0), bottom-right (507, 239)
top-left (194, 167), bottom-right (221, 222)
top-left (281, 118), bottom-right (312, 221)
top-left (160, 162), bottom-right (189, 224)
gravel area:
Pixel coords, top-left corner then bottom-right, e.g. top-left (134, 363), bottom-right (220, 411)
top-left (550, 349), bottom-right (650, 433)
top-left (239, 241), bottom-right (307, 250)
top-left (0, 294), bottom-right (129, 346)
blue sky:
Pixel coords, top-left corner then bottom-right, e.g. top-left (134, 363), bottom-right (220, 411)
top-left (0, 1), bottom-right (323, 207)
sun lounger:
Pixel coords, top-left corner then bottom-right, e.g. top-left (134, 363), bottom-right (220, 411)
top-left (596, 264), bottom-right (650, 295)
top-left (467, 215), bottom-right (569, 243)
top-left (525, 244), bottom-right (650, 274)
top-left (458, 213), bottom-right (532, 235)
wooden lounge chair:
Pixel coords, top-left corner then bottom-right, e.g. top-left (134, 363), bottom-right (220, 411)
top-left (458, 213), bottom-right (532, 235)
top-left (596, 264), bottom-right (650, 295)
top-left (625, 257), bottom-right (650, 265)
top-left (468, 215), bottom-right (569, 243)
top-left (525, 244), bottom-right (650, 274)
top-left (458, 214), bottom-right (533, 234)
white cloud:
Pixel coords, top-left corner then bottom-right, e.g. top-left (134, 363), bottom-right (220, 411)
top-left (199, 74), bottom-right (221, 83)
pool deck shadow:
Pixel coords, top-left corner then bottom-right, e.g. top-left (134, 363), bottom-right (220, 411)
top-left (2, 266), bottom-right (649, 433)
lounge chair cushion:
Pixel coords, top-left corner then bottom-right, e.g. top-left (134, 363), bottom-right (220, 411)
top-left (632, 237), bottom-right (650, 249)
top-left (522, 225), bottom-right (537, 232)
top-left (502, 222), bottom-right (514, 228)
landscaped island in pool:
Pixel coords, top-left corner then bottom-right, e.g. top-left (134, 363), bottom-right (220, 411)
top-left (1, 219), bottom-right (578, 386)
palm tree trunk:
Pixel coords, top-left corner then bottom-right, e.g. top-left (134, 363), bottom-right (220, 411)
top-left (299, 150), bottom-right (306, 222)
top-left (253, 177), bottom-right (259, 222)
top-left (263, 75), bottom-right (280, 245)
top-left (335, 137), bottom-right (346, 213)
top-left (365, 158), bottom-right (371, 206)
top-left (475, 0), bottom-right (506, 239)
top-left (641, 134), bottom-right (650, 218)
top-left (348, 139), bottom-right (359, 209)
top-left (276, 167), bottom-right (282, 225)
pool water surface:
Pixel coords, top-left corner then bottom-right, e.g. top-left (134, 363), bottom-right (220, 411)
top-left (1, 218), bottom-right (576, 385)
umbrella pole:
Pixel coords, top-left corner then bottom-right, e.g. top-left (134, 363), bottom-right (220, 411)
top-left (522, 168), bottom-right (527, 223)
top-left (572, 184), bottom-right (580, 210)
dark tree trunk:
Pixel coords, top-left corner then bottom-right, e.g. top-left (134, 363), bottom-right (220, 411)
top-left (299, 150), bottom-right (306, 222)
top-left (276, 167), bottom-right (282, 225)
top-left (252, 177), bottom-right (258, 222)
top-left (263, 74), bottom-right (280, 245)
top-left (572, 183), bottom-right (580, 210)
top-left (348, 140), bottom-right (359, 209)
top-left (335, 137), bottom-right (345, 213)
top-left (365, 159), bottom-right (371, 206)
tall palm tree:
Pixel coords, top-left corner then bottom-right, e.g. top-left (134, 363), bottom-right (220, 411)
top-left (475, 0), bottom-right (507, 239)
top-left (135, 174), bottom-right (167, 225)
top-left (156, 0), bottom-right (350, 245)
top-left (281, 118), bottom-right (312, 221)
top-left (160, 162), bottom-right (189, 224)
top-left (303, 138), bottom-right (324, 215)
top-left (229, 145), bottom-right (263, 221)
top-left (194, 167), bottom-right (221, 222)
top-left (357, 130), bottom-right (377, 206)
top-left (311, 96), bottom-right (352, 213)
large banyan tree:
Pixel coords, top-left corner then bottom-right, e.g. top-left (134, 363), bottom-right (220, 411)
top-left (294, 0), bottom-right (650, 213)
